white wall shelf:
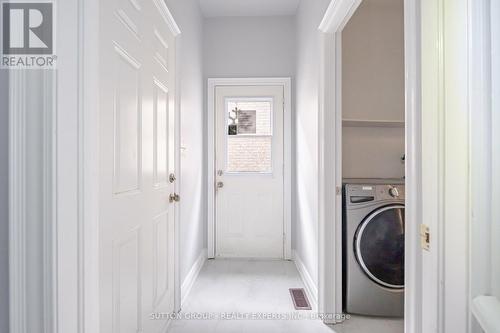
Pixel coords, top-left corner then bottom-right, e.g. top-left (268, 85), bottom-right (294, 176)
top-left (342, 119), bottom-right (405, 128)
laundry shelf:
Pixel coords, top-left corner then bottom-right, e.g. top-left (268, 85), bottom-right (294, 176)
top-left (342, 119), bottom-right (405, 128)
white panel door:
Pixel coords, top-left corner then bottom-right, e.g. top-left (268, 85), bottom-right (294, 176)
top-left (215, 85), bottom-right (284, 258)
top-left (99, 0), bottom-right (177, 332)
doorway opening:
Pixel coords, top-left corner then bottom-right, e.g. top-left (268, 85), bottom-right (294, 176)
top-left (318, 0), bottom-right (411, 331)
top-left (207, 78), bottom-right (292, 260)
top-left (340, 0), bottom-right (405, 329)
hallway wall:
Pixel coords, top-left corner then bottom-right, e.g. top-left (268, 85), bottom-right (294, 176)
top-left (164, 0), bottom-right (206, 284)
top-left (203, 16), bottom-right (296, 78)
top-left (294, 0), bottom-right (332, 287)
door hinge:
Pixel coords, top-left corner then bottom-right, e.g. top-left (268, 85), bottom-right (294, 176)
top-left (420, 224), bottom-right (430, 251)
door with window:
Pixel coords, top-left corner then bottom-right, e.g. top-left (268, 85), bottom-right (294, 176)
top-left (215, 85), bottom-right (284, 258)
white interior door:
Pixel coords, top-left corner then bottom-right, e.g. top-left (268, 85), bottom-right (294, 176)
top-left (99, 0), bottom-right (177, 332)
top-left (215, 85), bottom-right (284, 258)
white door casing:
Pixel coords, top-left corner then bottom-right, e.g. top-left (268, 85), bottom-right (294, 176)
top-left (317, 0), bottom-right (363, 325)
top-left (207, 78), bottom-right (292, 260)
top-left (99, 0), bottom-right (178, 332)
top-left (214, 85), bottom-right (285, 258)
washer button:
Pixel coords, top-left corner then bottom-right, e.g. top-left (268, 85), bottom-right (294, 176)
top-left (389, 187), bottom-right (400, 198)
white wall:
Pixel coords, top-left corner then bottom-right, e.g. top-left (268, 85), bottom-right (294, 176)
top-left (203, 16), bottom-right (296, 78)
top-left (343, 127), bottom-right (405, 179)
top-left (0, 70), bottom-right (8, 333)
top-left (490, 0), bottom-right (500, 302)
top-left (294, 0), bottom-right (331, 286)
top-left (164, 0), bottom-right (206, 284)
top-left (341, 0), bottom-right (405, 179)
top-left (342, 0), bottom-right (405, 122)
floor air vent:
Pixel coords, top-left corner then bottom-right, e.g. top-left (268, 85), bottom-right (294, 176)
top-left (289, 288), bottom-right (312, 310)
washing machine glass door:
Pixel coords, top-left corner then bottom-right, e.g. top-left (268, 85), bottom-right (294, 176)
top-left (354, 204), bottom-right (405, 289)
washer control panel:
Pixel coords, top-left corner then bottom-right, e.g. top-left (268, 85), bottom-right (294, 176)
top-left (378, 185), bottom-right (405, 200)
top-left (345, 183), bottom-right (405, 205)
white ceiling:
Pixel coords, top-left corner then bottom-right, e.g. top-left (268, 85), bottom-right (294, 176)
top-left (199, 0), bottom-right (301, 18)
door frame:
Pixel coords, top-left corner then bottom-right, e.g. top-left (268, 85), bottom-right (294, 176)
top-left (207, 77), bottom-right (292, 260)
top-left (7, 1), bottom-right (182, 332)
top-left (317, 0), bottom-right (424, 328)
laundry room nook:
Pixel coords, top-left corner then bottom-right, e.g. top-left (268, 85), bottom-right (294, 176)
top-left (338, 0), bottom-right (406, 330)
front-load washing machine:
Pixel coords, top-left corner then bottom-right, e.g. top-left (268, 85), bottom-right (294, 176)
top-left (343, 179), bottom-right (405, 317)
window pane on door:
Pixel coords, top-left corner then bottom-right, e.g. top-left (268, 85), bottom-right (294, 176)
top-left (226, 99), bottom-right (273, 173)
top-left (227, 136), bottom-right (272, 173)
top-left (227, 100), bottom-right (272, 136)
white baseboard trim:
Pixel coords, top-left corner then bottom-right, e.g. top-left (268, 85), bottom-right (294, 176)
top-left (292, 250), bottom-right (319, 311)
top-left (181, 249), bottom-right (207, 306)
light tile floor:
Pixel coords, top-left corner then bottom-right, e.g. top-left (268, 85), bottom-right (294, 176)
top-left (167, 259), bottom-right (403, 333)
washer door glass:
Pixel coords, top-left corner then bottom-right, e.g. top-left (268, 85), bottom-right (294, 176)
top-left (354, 205), bottom-right (405, 289)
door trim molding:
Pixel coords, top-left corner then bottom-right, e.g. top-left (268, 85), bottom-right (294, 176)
top-left (9, 70), bottom-right (28, 333)
top-left (206, 77), bottom-right (292, 260)
top-left (403, 0), bottom-right (426, 332)
top-left (317, 0), bottom-right (422, 328)
top-left (9, 71), bottom-right (57, 333)
top-left (317, 0), bottom-right (362, 324)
